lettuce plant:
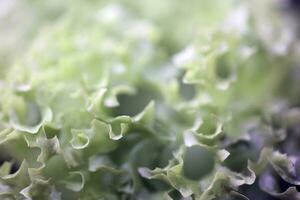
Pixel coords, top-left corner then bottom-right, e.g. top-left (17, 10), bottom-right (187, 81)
top-left (1, 1), bottom-right (300, 199)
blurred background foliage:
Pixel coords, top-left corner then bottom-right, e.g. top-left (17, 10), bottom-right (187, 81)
top-left (0, 0), bottom-right (235, 77)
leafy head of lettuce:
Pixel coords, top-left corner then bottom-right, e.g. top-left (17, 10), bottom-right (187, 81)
top-left (0, 1), bottom-right (300, 199)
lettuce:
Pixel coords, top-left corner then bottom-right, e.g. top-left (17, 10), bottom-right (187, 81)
top-left (0, 0), bottom-right (300, 199)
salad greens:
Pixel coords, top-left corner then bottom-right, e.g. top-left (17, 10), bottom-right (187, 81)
top-left (1, 0), bottom-right (300, 199)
